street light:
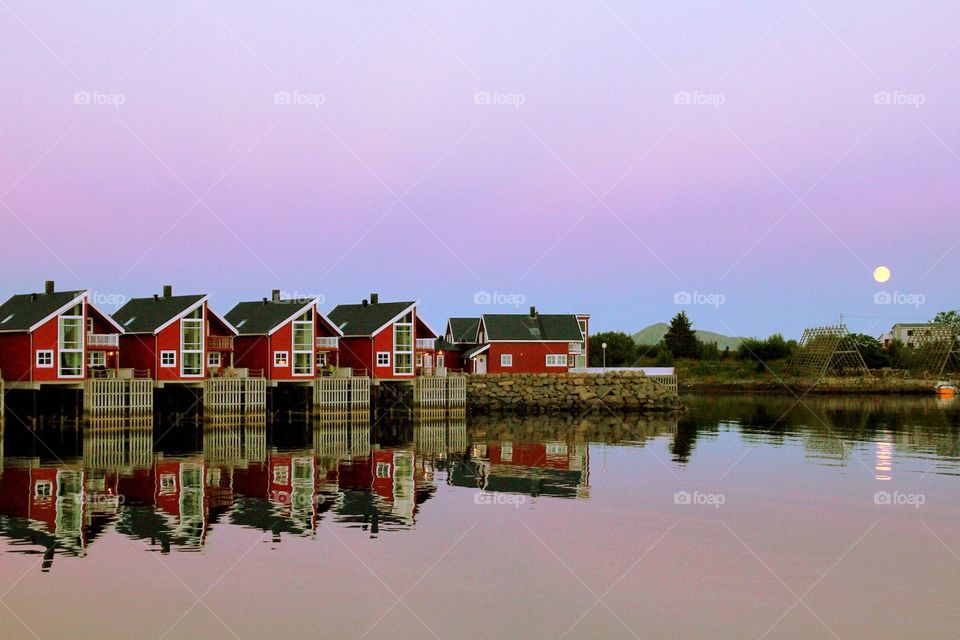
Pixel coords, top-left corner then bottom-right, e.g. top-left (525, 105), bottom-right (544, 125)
top-left (601, 342), bottom-right (607, 372)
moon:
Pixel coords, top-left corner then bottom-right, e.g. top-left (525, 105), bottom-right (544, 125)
top-left (873, 266), bottom-right (891, 283)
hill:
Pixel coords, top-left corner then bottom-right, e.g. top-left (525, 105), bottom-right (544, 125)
top-left (633, 322), bottom-right (745, 351)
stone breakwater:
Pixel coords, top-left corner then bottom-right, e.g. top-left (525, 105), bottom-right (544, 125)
top-left (465, 372), bottom-right (682, 414)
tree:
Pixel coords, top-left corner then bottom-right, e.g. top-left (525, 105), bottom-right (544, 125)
top-left (848, 333), bottom-right (890, 369)
top-left (588, 331), bottom-right (637, 367)
top-left (664, 312), bottom-right (700, 358)
top-left (932, 310), bottom-right (960, 336)
top-left (737, 333), bottom-right (793, 362)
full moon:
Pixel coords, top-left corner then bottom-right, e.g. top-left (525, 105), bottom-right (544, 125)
top-left (873, 266), bottom-right (891, 283)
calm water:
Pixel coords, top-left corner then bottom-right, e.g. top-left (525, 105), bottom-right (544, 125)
top-left (1, 395), bottom-right (959, 639)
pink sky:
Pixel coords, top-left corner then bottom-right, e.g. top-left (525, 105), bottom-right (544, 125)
top-left (1, 1), bottom-right (958, 338)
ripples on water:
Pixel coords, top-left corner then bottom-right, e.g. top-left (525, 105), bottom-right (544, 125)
top-left (1, 395), bottom-right (959, 638)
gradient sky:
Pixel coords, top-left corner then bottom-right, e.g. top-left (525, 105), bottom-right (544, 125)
top-left (1, 1), bottom-right (958, 338)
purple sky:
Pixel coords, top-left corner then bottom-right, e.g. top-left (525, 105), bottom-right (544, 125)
top-left (1, 1), bottom-right (958, 338)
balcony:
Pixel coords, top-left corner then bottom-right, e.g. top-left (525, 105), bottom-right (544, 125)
top-left (87, 333), bottom-right (119, 349)
top-left (207, 335), bottom-right (234, 351)
top-left (316, 336), bottom-right (339, 349)
top-left (416, 338), bottom-right (436, 350)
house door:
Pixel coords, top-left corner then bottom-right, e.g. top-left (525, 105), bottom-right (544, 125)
top-left (424, 354), bottom-right (432, 369)
top-left (475, 355), bottom-right (486, 374)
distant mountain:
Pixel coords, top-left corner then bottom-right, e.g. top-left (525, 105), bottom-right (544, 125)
top-left (633, 322), bottom-right (745, 351)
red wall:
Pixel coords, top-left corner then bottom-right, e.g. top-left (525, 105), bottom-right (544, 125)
top-left (233, 335), bottom-right (270, 376)
top-left (338, 337), bottom-right (374, 376)
top-left (486, 342), bottom-right (571, 374)
top-left (0, 334), bottom-right (32, 382)
top-left (118, 334), bottom-right (158, 375)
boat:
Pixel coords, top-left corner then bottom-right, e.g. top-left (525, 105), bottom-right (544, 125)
top-left (935, 380), bottom-right (958, 398)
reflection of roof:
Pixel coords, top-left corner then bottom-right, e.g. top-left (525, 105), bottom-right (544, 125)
top-left (448, 317), bottom-right (480, 343)
top-left (113, 295), bottom-right (205, 333)
top-left (0, 290), bottom-right (85, 332)
top-left (328, 301), bottom-right (415, 337)
top-left (481, 314), bottom-right (583, 341)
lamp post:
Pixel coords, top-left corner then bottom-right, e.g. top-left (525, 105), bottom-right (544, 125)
top-left (602, 342), bottom-right (607, 372)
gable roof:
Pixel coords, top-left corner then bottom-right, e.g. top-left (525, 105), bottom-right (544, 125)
top-left (0, 290), bottom-right (87, 333)
top-left (112, 295), bottom-right (206, 334)
top-left (225, 299), bottom-right (316, 336)
top-left (481, 313), bottom-right (584, 342)
top-left (447, 317), bottom-right (480, 343)
top-left (328, 301), bottom-right (416, 337)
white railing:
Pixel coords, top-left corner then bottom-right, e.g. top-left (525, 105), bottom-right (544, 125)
top-left (569, 342), bottom-right (583, 355)
top-left (87, 333), bottom-right (119, 348)
top-left (316, 336), bottom-right (339, 349)
top-left (416, 338), bottom-right (435, 349)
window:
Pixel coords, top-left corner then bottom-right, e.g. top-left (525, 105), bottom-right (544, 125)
top-left (501, 442), bottom-right (513, 462)
top-left (292, 309), bottom-right (314, 376)
top-left (87, 317), bottom-right (94, 333)
top-left (273, 466), bottom-right (289, 485)
top-left (180, 307), bottom-right (204, 376)
top-left (376, 351), bottom-right (390, 367)
top-left (34, 480), bottom-right (53, 499)
top-left (159, 474), bottom-right (177, 495)
top-left (274, 351), bottom-right (289, 367)
top-left (546, 354), bottom-right (568, 367)
top-left (161, 351), bottom-right (176, 367)
top-left (207, 352), bottom-right (221, 369)
top-left (500, 353), bottom-right (513, 367)
top-left (416, 353), bottom-right (423, 367)
top-left (88, 351), bottom-right (106, 368)
top-left (317, 352), bottom-right (327, 367)
top-left (393, 311), bottom-right (414, 374)
top-left (36, 350), bottom-right (54, 368)
top-left (437, 355), bottom-right (444, 368)
top-left (59, 303), bottom-right (84, 377)
top-left (546, 442), bottom-right (568, 456)
top-left (376, 462), bottom-right (392, 478)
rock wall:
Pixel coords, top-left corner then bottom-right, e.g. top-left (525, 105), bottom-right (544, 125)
top-left (465, 371), bottom-right (681, 414)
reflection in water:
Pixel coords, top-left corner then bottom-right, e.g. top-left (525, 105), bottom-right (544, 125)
top-left (0, 396), bottom-right (958, 560)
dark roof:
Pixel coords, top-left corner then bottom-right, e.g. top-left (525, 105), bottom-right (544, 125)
top-left (461, 343), bottom-right (490, 359)
top-left (328, 301), bottom-right (414, 337)
top-left (434, 337), bottom-right (457, 351)
top-left (448, 317), bottom-right (480, 343)
top-left (225, 300), bottom-right (313, 335)
top-left (113, 295), bottom-right (205, 334)
top-left (0, 290), bottom-right (85, 332)
top-left (481, 313), bottom-right (583, 341)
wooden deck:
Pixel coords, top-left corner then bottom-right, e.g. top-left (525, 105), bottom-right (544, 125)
top-left (313, 376), bottom-right (371, 415)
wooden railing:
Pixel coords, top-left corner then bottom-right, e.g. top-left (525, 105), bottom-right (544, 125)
top-left (87, 333), bottom-right (120, 348)
top-left (416, 338), bottom-right (435, 349)
top-left (207, 335), bottom-right (234, 350)
top-left (316, 336), bottom-right (339, 349)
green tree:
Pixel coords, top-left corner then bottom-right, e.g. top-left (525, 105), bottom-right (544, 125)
top-left (932, 310), bottom-right (960, 335)
top-left (848, 333), bottom-right (890, 369)
top-left (664, 312), bottom-right (700, 358)
top-left (588, 331), bottom-right (637, 367)
top-left (736, 333), bottom-right (793, 362)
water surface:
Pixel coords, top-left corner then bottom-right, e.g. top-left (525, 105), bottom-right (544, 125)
top-left (1, 395), bottom-right (958, 639)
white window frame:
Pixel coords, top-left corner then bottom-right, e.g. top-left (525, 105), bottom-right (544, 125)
top-left (58, 304), bottom-right (85, 378)
top-left (160, 350), bottom-right (177, 368)
top-left (376, 351), bottom-right (390, 367)
top-left (273, 466), bottom-right (290, 485)
top-left (36, 350), bottom-right (54, 368)
top-left (291, 309), bottom-right (314, 376)
top-left (392, 312), bottom-right (414, 375)
top-left (274, 351), bottom-right (289, 367)
top-left (88, 351), bottom-right (106, 368)
top-left (207, 351), bottom-right (221, 369)
top-left (180, 308), bottom-right (204, 377)
top-left (437, 354), bottom-right (444, 368)
top-left (317, 352), bottom-right (328, 367)
top-left (546, 353), bottom-right (568, 367)
top-left (376, 462), bottom-right (391, 478)
top-left (416, 353), bottom-right (423, 367)
top-left (34, 480), bottom-right (53, 499)
top-left (500, 353), bottom-right (513, 367)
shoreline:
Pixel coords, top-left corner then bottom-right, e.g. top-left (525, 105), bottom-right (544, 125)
top-left (680, 377), bottom-right (940, 395)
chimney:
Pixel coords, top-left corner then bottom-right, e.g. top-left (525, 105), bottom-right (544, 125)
top-left (272, 289), bottom-right (281, 302)
top-left (153, 294), bottom-right (159, 302)
top-left (162, 285), bottom-right (172, 298)
top-left (370, 293), bottom-right (379, 305)
top-left (262, 297), bottom-right (268, 304)
top-left (44, 280), bottom-right (54, 295)
top-left (362, 298), bottom-right (368, 307)
top-left (529, 305), bottom-right (537, 318)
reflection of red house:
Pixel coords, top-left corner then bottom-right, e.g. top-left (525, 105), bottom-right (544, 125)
top-left (486, 441), bottom-right (574, 470)
top-left (0, 281), bottom-right (125, 388)
top-left (113, 286), bottom-right (238, 384)
top-left (225, 292), bottom-right (343, 382)
top-left (0, 464), bottom-right (88, 548)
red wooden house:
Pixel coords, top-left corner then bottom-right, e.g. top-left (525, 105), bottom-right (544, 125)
top-left (112, 286), bottom-right (238, 385)
top-left (0, 281), bottom-right (125, 388)
top-left (327, 293), bottom-right (432, 379)
top-left (224, 290), bottom-right (342, 383)
top-left (450, 307), bottom-right (589, 374)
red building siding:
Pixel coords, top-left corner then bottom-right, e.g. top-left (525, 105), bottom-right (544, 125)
top-left (486, 342), bottom-right (571, 374)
